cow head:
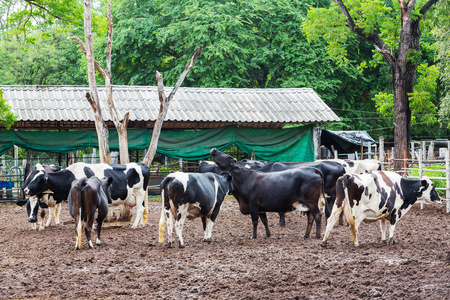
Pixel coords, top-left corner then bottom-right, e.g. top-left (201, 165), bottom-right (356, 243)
top-left (100, 176), bottom-right (114, 204)
top-left (23, 170), bottom-right (49, 196)
top-left (210, 148), bottom-right (237, 171)
top-left (417, 176), bottom-right (442, 204)
top-left (16, 196), bottom-right (48, 223)
top-left (219, 171), bottom-right (234, 194)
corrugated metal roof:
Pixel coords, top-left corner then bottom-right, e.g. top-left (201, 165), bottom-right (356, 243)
top-left (1, 85), bottom-right (340, 129)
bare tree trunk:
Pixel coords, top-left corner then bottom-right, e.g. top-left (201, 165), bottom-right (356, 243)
top-left (142, 45), bottom-right (203, 166)
top-left (80, 0), bottom-right (111, 164)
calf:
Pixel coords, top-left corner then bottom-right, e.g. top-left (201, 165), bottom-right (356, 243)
top-left (16, 194), bottom-right (61, 230)
top-left (68, 176), bottom-right (113, 250)
top-left (17, 164), bottom-right (62, 229)
top-left (227, 166), bottom-right (324, 239)
top-left (321, 172), bottom-right (442, 247)
top-left (158, 171), bottom-right (233, 248)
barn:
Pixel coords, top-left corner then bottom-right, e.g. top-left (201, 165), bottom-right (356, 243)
top-left (0, 85), bottom-right (339, 163)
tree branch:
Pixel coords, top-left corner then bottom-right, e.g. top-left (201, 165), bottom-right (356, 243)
top-left (71, 35), bottom-right (107, 77)
top-left (419, 0), bottom-right (439, 15)
top-left (167, 45), bottom-right (203, 101)
top-left (106, 1), bottom-right (113, 73)
top-left (85, 92), bottom-right (97, 114)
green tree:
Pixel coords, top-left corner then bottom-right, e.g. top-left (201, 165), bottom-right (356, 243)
top-left (0, 89), bottom-right (17, 129)
top-left (302, 0), bottom-right (441, 169)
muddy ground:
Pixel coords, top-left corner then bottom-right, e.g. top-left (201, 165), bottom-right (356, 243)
top-left (0, 197), bottom-right (449, 299)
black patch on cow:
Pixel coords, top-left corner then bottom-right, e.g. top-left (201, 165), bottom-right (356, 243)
top-left (166, 212), bottom-right (170, 219)
top-left (399, 178), bottom-right (421, 211)
top-left (126, 168), bottom-right (140, 188)
top-left (382, 209), bottom-right (387, 214)
top-left (177, 214), bottom-right (181, 221)
top-left (83, 166), bottom-right (95, 178)
top-left (104, 168), bottom-right (129, 201)
top-left (346, 160), bottom-right (354, 167)
top-left (390, 209), bottom-right (397, 225)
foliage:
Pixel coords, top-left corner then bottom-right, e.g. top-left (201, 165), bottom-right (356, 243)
top-left (0, 89), bottom-right (17, 130)
top-left (409, 163), bottom-right (446, 196)
top-left (435, 0), bottom-right (450, 126)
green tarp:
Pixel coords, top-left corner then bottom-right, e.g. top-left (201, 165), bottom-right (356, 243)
top-left (0, 125), bottom-right (314, 162)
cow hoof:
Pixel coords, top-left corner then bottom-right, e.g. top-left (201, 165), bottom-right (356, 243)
top-left (203, 238), bottom-right (211, 243)
top-left (265, 234), bottom-right (271, 239)
top-left (167, 242), bottom-right (173, 248)
top-left (315, 234), bottom-right (321, 239)
top-left (381, 239), bottom-right (387, 244)
top-left (278, 222), bottom-right (285, 227)
top-left (304, 234), bottom-right (310, 239)
top-left (250, 236), bottom-right (257, 239)
top-left (388, 238), bottom-right (395, 245)
top-left (179, 243), bottom-right (185, 249)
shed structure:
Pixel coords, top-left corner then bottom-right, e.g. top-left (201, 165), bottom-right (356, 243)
top-left (0, 85), bottom-right (340, 162)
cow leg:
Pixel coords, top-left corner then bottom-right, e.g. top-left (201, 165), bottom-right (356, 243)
top-left (45, 206), bottom-right (53, 227)
top-left (321, 206), bottom-right (343, 247)
top-left (304, 211), bottom-right (315, 238)
top-left (338, 213), bottom-right (344, 226)
top-left (86, 208), bottom-right (97, 249)
top-left (203, 217), bottom-right (214, 243)
top-left (380, 219), bottom-right (387, 244)
top-left (259, 213), bottom-right (271, 238)
top-left (175, 208), bottom-right (188, 248)
top-left (350, 215), bottom-right (363, 247)
top-left (39, 209), bottom-right (46, 231)
top-left (313, 210), bottom-right (322, 239)
top-left (75, 208), bottom-right (82, 250)
top-left (278, 212), bottom-right (286, 227)
top-left (387, 222), bottom-right (397, 245)
top-left (201, 216), bottom-right (207, 231)
top-left (55, 203), bottom-right (61, 225)
top-left (96, 201), bottom-right (109, 246)
top-left (165, 209), bottom-right (175, 248)
top-left (250, 210), bottom-right (259, 239)
top-left (131, 194), bottom-right (145, 229)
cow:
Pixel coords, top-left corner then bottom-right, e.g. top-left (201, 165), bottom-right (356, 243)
top-left (319, 159), bottom-right (381, 174)
top-left (68, 176), bottom-right (113, 250)
top-left (321, 171), bottom-right (442, 247)
top-left (158, 171), bottom-right (233, 248)
top-left (23, 162), bottom-right (150, 229)
top-left (17, 164), bottom-right (62, 229)
top-left (210, 148), bottom-right (345, 225)
top-left (226, 165), bottom-right (324, 239)
top-left (198, 159), bottom-right (269, 174)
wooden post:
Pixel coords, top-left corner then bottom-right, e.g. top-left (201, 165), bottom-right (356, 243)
top-left (403, 150), bottom-right (407, 177)
top-left (419, 149), bottom-right (424, 210)
top-left (313, 125), bottom-right (322, 161)
top-left (387, 150), bottom-right (391, 171)
top-left (422, 141), bottom-right (426, 160)
top-left (446, 149), bottom-right (450, 214)
top-left (368, 143), bottom-right (372, 159)
top-left (333, 150), bottom-right (338, 159)
top-left (379, 136), bottom-right (384, 171)
top-left (360, 139), bottom-right (364, 160)
top-left (179, 157), bottom-right (183, 171)
top-left (91, 148), bottom-right (97, 164)
top-left (427, 141), bottom-right (435, 161)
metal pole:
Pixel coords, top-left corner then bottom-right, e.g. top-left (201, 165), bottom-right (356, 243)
top-left (419, 149), bottom-right (424, 210)
top-left (403, 150), bottom-right (407, 177)
top-left (446, 149), bottom-right (450, 214)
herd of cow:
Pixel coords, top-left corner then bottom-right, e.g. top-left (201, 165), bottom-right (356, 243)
top-left (17, 148), bottom-right (442, 250)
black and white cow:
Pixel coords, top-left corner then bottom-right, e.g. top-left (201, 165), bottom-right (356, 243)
top-left (319, 159), bottom-right (381, 174)
top-left (321, 171), bottom-right (442, 247)
top-left (17, 164), bottom-right (62, 229)
top-left (24, 162), bottom-right (150, 228)
top-left (69, 176), bottom-right (113, 250)
top-left (210, 148), bottom-right (345, 225)
top-left (226, 165), bottom-right (324, 239)
top-left (158, 171), bottom-right (233, 248)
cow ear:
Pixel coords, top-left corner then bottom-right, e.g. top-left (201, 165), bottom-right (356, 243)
top-left (16, 200), bottom-right (27, 206)
top-left (107, 176), bottom-right (113, 185)
top-left (420, 179), bottom-right (429, 189)
top-left (38, 200), bottom-right (48, 208)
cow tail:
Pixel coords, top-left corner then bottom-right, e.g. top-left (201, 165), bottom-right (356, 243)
top-left (158, 188), bottom-right (166, 244)
top-left (143, 188), bottom-right (149, 224)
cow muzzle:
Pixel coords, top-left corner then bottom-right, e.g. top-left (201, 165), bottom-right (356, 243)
top-left (28, 216), bottom-right (37, 223)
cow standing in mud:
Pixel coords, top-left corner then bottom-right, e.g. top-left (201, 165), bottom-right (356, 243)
top-left (69, 176), bottom-right (113, 250)
top-left (159, 171), bottom-right (233, 248)
top-left (321, 171), bottom-right (442, 247)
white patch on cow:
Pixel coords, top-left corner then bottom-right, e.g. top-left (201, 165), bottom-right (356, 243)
top-left (167, 172), bottom-right (190, 192)
top-left (88, 240), bottom-right (94, 249)
top-left (96, 237), bottom-right (101, 245)
top-left (28, 196), bottom-right (38, 220)
top-left (292, 202), bottom-right (310, 212)
top-left (175, 203), bottom-right (189, 247)
top-left (244, 164), bottom-right (251, 169)
top-left (203, 218), bottom-right (214, 241)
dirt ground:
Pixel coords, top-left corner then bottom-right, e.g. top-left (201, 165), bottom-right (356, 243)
top-left (0, 196), bottom-right (449, 299)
